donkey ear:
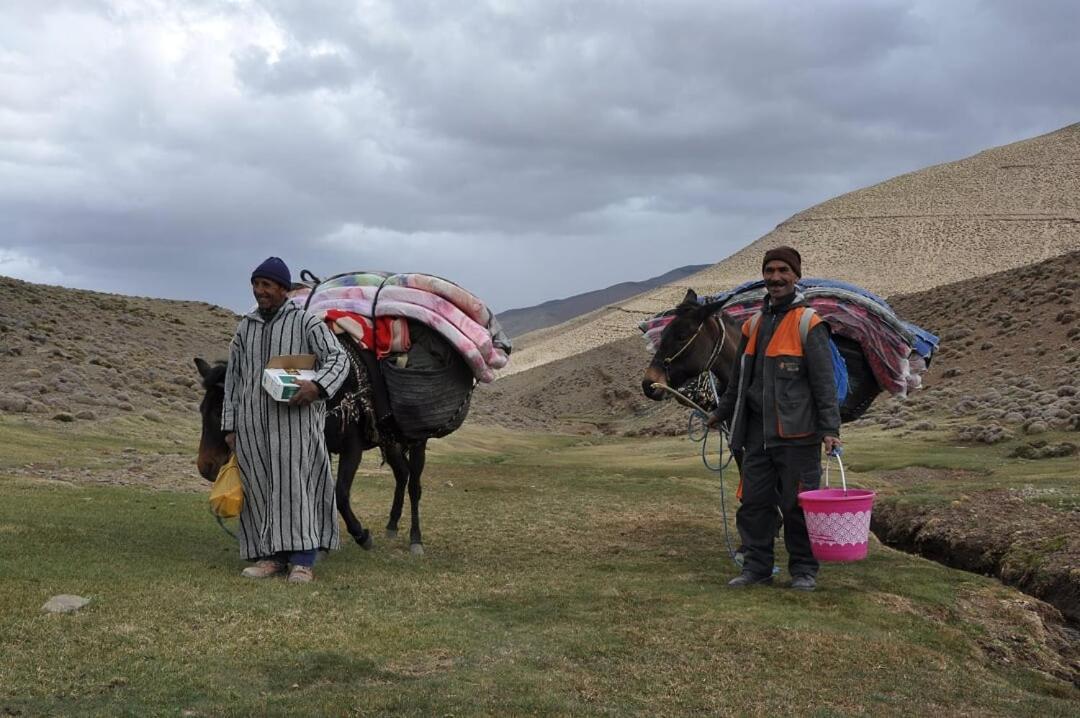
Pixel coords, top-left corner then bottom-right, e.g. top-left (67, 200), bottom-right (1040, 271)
top-left (682, 288), bottom-right (698, 304)
top-left (698, 299), bottom-right (726, 317)
top-left (194, 357), bottom-right (212, 379)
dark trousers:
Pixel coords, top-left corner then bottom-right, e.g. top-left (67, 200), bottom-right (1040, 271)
top-left (736, 414), bottom-right (820, 578)
top-left (263, 550), bottom-right (318, 567)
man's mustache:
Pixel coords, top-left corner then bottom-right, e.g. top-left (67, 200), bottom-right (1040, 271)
top-left (767, 281), bottom-right (787, 287)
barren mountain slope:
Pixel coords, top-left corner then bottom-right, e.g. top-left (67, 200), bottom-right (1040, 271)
top-left (0, 275), bottom-right (238, 421)
top-left (506, 123), bottom-right (1080, 377)
top-left (470, 334), bottom-right (685, 436)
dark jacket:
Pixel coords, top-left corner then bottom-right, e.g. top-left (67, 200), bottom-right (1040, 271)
top-left (713, 291), bottom-right (841, 451)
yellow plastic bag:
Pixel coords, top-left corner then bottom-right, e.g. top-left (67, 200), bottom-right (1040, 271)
top-left (209, 454), bottom-right (243, 518)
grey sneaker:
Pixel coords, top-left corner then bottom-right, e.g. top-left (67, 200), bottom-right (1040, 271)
top-left (790, 574), bottom-right (817, 591)
top-left (727, 572), bottom-right (773, 587)
top-left (287, 565), bottom-right (315, 584)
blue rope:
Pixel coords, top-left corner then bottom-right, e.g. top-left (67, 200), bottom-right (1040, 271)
top-left (686, 408), bottom-right (741, 567)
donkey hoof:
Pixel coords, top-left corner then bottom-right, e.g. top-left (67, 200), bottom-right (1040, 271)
top-left (385, 528), bottom-right (398, 539)
top-left (355, 530), bottom-right (373, 551)
top-left (409, 543), bottom-right (425, 556)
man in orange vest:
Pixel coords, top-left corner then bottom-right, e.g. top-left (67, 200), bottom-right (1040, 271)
top-left (710, 246), bottom-right (842, 591)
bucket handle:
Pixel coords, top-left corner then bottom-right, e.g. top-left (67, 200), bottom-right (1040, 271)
top-left (824, 451), bottom-right (848, 495)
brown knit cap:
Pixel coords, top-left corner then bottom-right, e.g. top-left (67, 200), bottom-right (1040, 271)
top-left (762, 246), bottom-right (802, 277)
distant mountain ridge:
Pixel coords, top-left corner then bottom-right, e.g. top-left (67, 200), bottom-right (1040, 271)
top-left (496, 264), bottom-right (710, 340)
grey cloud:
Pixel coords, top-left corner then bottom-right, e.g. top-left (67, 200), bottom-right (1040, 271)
top-left (1, 1), bottom-right (1078, 314)
top-left (234, 45), bottom-right (359, 95)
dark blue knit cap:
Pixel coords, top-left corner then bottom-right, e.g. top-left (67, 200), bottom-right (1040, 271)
top-left (251, 256), bottom-right (291, 289)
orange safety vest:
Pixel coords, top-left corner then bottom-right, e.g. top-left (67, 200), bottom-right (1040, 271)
top-left (734, 306), bottom-right (824, 502)
top-left (742, 306), bottom-right (823, 357)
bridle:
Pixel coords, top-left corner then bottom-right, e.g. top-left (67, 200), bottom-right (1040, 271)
top-left (659, 312), bottom-right (727, 380)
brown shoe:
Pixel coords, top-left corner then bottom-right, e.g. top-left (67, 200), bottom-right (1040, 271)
top-left (287, 565), bottom-right (314, 584)
top-left (241, 559), bottom-right (286, 579)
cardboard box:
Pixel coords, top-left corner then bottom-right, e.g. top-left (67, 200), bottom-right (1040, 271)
top-left (262, 355), bottom-right (318, 402)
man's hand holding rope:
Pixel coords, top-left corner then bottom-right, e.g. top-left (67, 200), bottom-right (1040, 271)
top-left (706, 410), bottom-right (728, 433)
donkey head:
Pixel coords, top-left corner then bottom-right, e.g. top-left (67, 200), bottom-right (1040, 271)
top-left (194, 357), bottom-right (229, 482)
top-left (642, 289), bottom-right (734, 400)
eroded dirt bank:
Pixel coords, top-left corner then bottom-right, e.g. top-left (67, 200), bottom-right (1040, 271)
top-left (872, 489), bottom-right (1080, 686)
top-left (872, 490), bottom-right (1078, 622)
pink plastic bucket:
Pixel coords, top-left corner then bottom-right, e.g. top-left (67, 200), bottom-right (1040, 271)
top-left (798, 488), bottom-right (876, 562)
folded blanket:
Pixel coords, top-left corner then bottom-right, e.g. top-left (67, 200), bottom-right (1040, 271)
top-left (379, 286), bottom-right (510, 369)
top-left (384, 273), bottom-right (513, 354)
top-left (376, 301), bottom-right (495, 383)
top-left (303, 285), bottom-right (506, 366)
top-left (296, 272), bottom-right (507, 383)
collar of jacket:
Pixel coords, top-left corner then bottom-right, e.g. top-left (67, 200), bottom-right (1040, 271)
top-left (245, 299), bottom-right (296, 324)
top-left (765, 290), bottom-right (806, 314)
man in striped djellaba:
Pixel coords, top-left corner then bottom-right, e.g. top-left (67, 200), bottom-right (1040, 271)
top-left (222, 257), bottom-right (349, 583)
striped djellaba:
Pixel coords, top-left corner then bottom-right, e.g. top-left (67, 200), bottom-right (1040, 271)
top-left (222, 301), bottom-right (350, 560)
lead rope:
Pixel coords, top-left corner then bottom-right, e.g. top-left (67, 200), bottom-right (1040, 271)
top-left (689, 411), bottom-right (741, 567)
top-left (651, 381), bottom-right (740, 567)
top-left (701, 317), bottom-right (742, 566)
top-left (652, 315), bottom-right (743, 567)
top-left (214, 513), bottom-right (238, 541)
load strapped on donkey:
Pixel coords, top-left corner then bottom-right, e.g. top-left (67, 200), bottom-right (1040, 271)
top-left (292, 270), bottom-right (513, 441)
top-left (641, 277), bottom-right (939, 421)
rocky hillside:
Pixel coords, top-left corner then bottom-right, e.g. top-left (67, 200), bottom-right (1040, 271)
top-left (470, 334), bottom-right (668, 434)
top-left (877, 250), bottom-right (1080, 440)
top-left (0, 276), bottom-right (237, 422)
top-left (505, 123), bottom-right (1080, 377)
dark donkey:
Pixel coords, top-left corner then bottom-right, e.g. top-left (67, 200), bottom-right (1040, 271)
top-left (195, 343), bottom-right (430, 556)
top-left (642, 288), bottom-right (879, 422)
top-left (641, 289), bottom-right (741, 407)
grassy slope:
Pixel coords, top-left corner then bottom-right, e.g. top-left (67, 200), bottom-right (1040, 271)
top-left (1, 422), bottom-right (1077, 716)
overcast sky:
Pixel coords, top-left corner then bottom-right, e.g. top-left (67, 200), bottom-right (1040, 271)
top-left (2, 0), bottom-right (1078, 314)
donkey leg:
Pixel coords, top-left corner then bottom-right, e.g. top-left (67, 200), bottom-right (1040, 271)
top-left (384, 443), bottom-right (409, 540)
top-left (406, 442), bottom-right (426, 555)
top-left (335, 444), bottom-right (373, 550)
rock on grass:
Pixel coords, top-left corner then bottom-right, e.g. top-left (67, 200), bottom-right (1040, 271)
top-left (42, 595), bottom-right (91, 613)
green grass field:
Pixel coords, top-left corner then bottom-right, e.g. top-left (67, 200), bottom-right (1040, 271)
top-left (1, 419), bottom-right (1077, 716)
